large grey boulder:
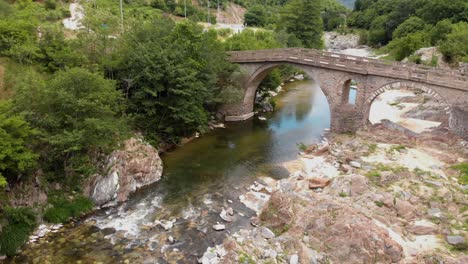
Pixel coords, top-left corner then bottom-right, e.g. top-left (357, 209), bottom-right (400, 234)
top-left (85, 137), bottom-right (163, 207)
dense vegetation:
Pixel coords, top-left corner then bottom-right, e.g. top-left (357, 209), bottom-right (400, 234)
top-left (348, 0), bottom-right (468, 63)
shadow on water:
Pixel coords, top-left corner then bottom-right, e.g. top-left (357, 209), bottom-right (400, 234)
top-left (9, 80), bottom-right (331, 263)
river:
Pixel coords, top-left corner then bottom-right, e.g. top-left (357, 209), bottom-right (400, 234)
top-left (9, 79), bottom-right (330, 263)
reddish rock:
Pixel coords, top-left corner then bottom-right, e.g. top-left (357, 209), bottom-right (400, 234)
top-left (309, 178), bottom-right (331, 189)
top-left (350, 175), bottom-right (368, 196)
top-left (407, 224), bottom-right (438, 235)
top-left (395, 199), bottom-right (416, 220)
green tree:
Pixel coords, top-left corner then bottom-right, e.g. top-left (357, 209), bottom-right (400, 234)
top-left (386, 31), bottom-right (429, 61)
top-left (417, 0), bottom-right (468, 24)
top-left (439, 22), bottom-right (468, 63)
top-left (429, 19), bottom-right (453, 45)
top-left (13, 68), bottom-right (127, 178)
top-left (279, 0), bottom-right (323, 49)
top-left (244, 5), bottom-right (267, 27)
top-left (392, 16), bottom-right (426, 39)
top-left (224, 29), bottom-right (284, 51)
top-left (0, 101), bottom-right (38, 185)
top-left (113, 19), bottom-right (237, 143)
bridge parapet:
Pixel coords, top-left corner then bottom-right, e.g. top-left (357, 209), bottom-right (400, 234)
top-left (227, 48), bottom-right (468, 91)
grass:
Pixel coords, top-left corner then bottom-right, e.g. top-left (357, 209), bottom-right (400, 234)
top-left (451, 163), bottom-right (468, 185)
top-left (374, 201), bottom-right (385, 207)
top-left (366, 170), bottom-right (381, 178)
top-left (296, 142), bottom-right (308, 152)
top-left (0, 207), bottom-right (37, 256)
top-left (339, 192), bottom-right (348, 197)
top-left (238, 252), bottom-right (256, 264)
top-left (44, 195), bottom-right (93, 223)
top-left (387, 145), bottom-right (406, 153)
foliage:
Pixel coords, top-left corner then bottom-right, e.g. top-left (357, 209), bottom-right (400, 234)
top-left (322, 0), bottom-right (349, 31)
top-left (44, 196), bottom-right (93, 223)
top-left (244, 5), bottom-right (267, 27)
top-left (392, 16), bottom-right (426, 39)
top-left (113, 19), bottom-right (238, 144)
top-left (0, 207), bottom-right (37, 256)
top-left (278, 0), bottom-right (323, 48)
top-left (384, 31), bottom-right (429, 61)
top-left (451, 162), bottom-right (468, 185)
top-left (224, 29), bottom-right (284, 51)
top-left (438, 22), bottom-right (468, 63)
top-left (349, 0), bottom-right (468, 48)
top-left (0, 101), bottom-right (38, 185)
top-left (13, 68), bottom-right (127, 178)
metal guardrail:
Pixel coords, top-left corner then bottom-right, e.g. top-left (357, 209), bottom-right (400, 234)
top-left (227, 48), bottom-right (468, 91)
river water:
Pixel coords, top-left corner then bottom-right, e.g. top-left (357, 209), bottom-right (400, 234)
top-left (9, 80), bottom-right (330, 264)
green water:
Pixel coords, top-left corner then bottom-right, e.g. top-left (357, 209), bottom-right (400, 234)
top-left (9, 80), bottom-right (331, 263)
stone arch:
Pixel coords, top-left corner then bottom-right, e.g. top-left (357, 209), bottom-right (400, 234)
top-left (243, 62), bottom-right (336, 110)
top-left (363, 81), bottom-right (452, 126)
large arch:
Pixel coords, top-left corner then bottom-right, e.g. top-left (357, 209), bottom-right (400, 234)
top-left (242, 62), bottom-right (337, 112)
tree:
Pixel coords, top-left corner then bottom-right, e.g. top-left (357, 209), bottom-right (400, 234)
top-left (392, 16), bottom-right (426, 39)
top-left (386, 31), bottom-right (429, 61)
top-left (417, 0), bottom-right (468, 24)
top-left (439, 22), bottom-right (468, 63)
top-left (430, 19), bottom-right (453, 45)
top-left (244, 5), bottom-right (267, 27)
top-left (279, 0), bottom-right (323, 49)
top-left (113, 19), bottom-right (238, 143)
top-left (13, 68), bottom-right (127, 177)
top-left (0, 101), bottom-right (38, 185)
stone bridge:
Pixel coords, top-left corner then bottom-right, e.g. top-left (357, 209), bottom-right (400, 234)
top-left (221, 48), bottom-right (468, 138)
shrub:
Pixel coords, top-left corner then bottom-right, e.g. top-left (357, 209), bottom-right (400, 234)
top-left (44, 196), bottom-right (93, 223)
top-left (0, 207), bottom-right (37, 256)
top-left (451, 162), bottom-right (468, 185)
top-left (44, 0), bottom-right (57, 10)
top-left (296, 142), bottom-right (307, 152)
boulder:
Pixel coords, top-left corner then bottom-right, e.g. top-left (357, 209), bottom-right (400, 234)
top-left (85, 137), bottom-right (163, 207)
top-left (446, 235), bottom-right (465, 246)
top-left (349, 175), bottom-right (368, 196)
top-left (308, 178), bottom-right (331, 189)
top-left (259, 227), bottom-right (275, 239)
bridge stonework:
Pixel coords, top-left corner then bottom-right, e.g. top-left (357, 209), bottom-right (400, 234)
top-left (221, 48), bottom-right (468, 139)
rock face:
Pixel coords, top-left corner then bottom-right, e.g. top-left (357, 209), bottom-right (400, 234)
top-left (324, 32), bottom-right (360, 50)
top-left (86, 137), bottom-right (163, 207)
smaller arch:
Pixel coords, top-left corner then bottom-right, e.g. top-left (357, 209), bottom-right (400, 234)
top-left (364, 81), bottom-right (451, 114)
top-left (341, 79), bottom-right (358, 105)
top-left (364, 81), bottom-right (453, 130)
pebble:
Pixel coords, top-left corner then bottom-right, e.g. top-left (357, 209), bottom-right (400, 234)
top-left (427, 208), bottom-right (443, 218)
top-left (290, 254), bottom-right (299, 264)
top-left (220, 209), bottom-right (232, 222)
top-left (260, 227), bottom-right (275, 239)
top-left (349, 161), bottom-right (361, 168)
top-left (213, 223), bottom-right (226, 231)
top-left (226, 207), bottom-right (234, 215)
top-left (446, 235), bottom-right (465, 246)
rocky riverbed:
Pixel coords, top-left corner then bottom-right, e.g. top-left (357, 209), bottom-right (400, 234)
top-left (199, 124), bottom-right (468, 263)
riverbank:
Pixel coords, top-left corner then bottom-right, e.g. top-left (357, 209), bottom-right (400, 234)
top-left (200, 123), bottom-right (468, 263)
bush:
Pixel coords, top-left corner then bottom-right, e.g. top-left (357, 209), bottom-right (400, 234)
top-left (44, 196), bottom-right (93, 223)
top-left (0, 207), bottom-right (37, 256)
top-left (451, 162), bottom-right (468, 185)
top-left (44, 0), bottom-right (57, 10)
top-left (392, 16), bottom-right (426, 39)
